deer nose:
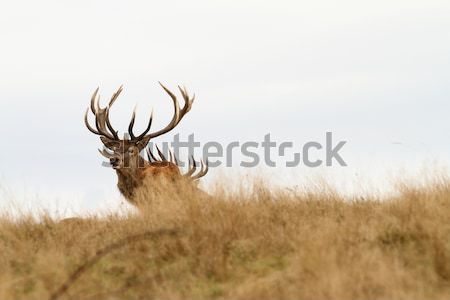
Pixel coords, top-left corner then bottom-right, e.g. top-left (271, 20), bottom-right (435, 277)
top-left (110, 157), bottom-right (119, 165)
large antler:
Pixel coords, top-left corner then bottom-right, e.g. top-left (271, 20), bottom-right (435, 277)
top-left (127, 82), bottom-right (194, 142)
top-left (86, 83), bottom-right (194, 143)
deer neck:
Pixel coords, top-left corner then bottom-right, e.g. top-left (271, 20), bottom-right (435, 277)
top-left (115, 157), bottom-right (148, 202)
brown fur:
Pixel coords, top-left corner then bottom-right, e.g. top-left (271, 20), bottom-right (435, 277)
top-left (115, 160), bottom-right (182, 204)
top-left (99, 139), bottom-right (206, 206)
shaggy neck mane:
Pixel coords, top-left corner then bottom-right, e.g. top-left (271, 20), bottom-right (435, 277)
top-left (115, 156), bottom-right (147, 202)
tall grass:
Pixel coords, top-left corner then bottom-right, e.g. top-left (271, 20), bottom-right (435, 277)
top-left (0, 176), bottom-right (449, 300)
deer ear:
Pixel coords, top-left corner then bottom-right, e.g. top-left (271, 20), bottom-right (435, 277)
top-left (100, 136), bottom-right (116, 148)
top-left (136, 136), bottom-right (151, 150)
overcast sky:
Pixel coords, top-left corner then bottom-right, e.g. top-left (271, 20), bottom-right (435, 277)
top-left (0, 0), bottom-right (449, 216)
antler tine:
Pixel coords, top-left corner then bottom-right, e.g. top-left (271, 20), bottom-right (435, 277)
top-left (128, 106), bottom-right (137, 140)
top-left (177, 85), bottom-right (195, 121)
top-left (146, 82), bottom-right (181, 139)
top-left (184, 156), bottom-right (197, 177)
top-left (155, 145), bottom-right (167, 161)
top-left (128, 105), bottom-right (154, 141)
top-left (84, 108), bottom-right (101, 135)
top-left (168, 148), bottom-right (174, 163)
top-left (98, 148), bottom-right (116, 159)
top-left (105, 109), bottom-right (119, 140)
top-left (109, 85), bottom-right (123, 106)
top-left (105, 86), bottom-right (122, 140)
top-left (173, 152), bottom-right (179, 166)
top-left (168, 147), bottom-right (179, 165)
top-left (191, 159), bottom-right (209, 180)
top-left (145, 148), bottom-right (153, 162)
top-left (146, 146), bottom-right (158, 162)
top-left (136, 109), bottom-right (153, 140)
top-left (90, 87), bottom-right (99, 114)
top-left (146, 148), bottom-right (151, 162)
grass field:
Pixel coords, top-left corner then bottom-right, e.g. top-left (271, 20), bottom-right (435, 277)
top-left (0, 176), bottom-right (449, 300)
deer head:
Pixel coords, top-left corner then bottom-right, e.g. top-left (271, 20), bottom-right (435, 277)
top-left (84, 82), bottom-right (194, 170)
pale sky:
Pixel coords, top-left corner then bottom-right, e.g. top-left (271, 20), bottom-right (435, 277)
top-left (0, 0), bottom-right (449, 216)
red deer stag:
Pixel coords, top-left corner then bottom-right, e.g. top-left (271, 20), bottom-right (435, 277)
top-left (84, 83), bottom-right (208, 206)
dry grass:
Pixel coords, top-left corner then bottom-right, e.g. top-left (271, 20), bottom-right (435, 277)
top-left (0, 177), bottom-right (450, 300)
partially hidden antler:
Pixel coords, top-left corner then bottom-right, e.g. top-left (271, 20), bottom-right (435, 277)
top-left (146, 146), bottom-right (208, 181)
top-left (184, 156), bottom-right (209, 180)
